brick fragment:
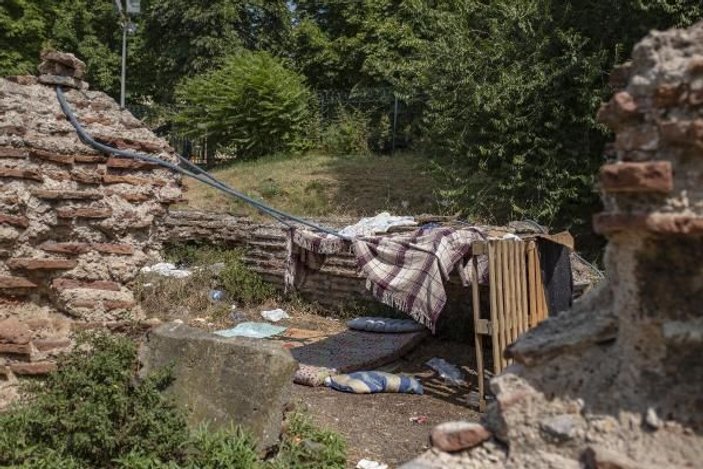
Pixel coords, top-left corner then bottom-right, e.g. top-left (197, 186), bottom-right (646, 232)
top-left (39, 241), bottom-right (90, 254)
top-left (33, 338), bottom-right (71, 352)
top-left (0, 318), bottom-right (31, 344)
top-left (10, 361), bottom-right (57, 376)
top-left (0, 213), bottom-right (29, 228)
top-left (7, 258), bottom-right (78, 270)
top-left (102, 174), bottom-right (165, 186)
top-left (30, 149), bottom-right (75, 165)
top-left (0, 147), bottom-right (28, 159)
top-left (106, 157), bottom-right (159, 170)
top-left (56, 207), bottom-right (112, 219)
top-left (0, 342), bottom-right (32, 356)
top-left (52, 278), bottom-right (121, 292)
top-left (91, 243), bottom-right (135, 255)
top-left (0, 276), bottom-right (37, 289)
top-left (31, 189), bottom-right (102, 200)
top-left (105, 190), bottom-right (151, 202)
top-left (430, 421), bottom-right (492, 452)
top-left (600, 162), bottom-right (673, 193)
top-left (73, 154), bottom-right (107, 163)
top-left (0, 167), bottom-right (42, 181)
top-left (71, 169), bottom-right (103, 184)
top-left (96, 136), bottom-right (164, 154)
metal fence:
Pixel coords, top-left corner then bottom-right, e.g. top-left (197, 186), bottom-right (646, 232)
top-left (129, 87), bottom-right (419, 167)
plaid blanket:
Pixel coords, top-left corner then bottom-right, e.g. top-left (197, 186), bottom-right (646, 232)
top-left (285, 227), bottom-right (485, 332)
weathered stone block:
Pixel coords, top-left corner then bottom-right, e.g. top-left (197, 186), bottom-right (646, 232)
top-left (92, 243), bottom-right (135, 255)
top-left (30, 149), bottom-right (74, 165)
top-left (39, 241), bottom-right (90, 254)
top-left (430, 421), bottom-right (492, 452)
top-left (102, 174), bottom-right (165, 186)
top-left (599, 161), bottom-right (673, 193)
top-left (31, 189), bottom-right (102, 200)
top-left (0, 318), bottom-right (31, 344)
top-left (10, 361), bottom-right (57, 376)
top-left (106, 157), bottom-right (159, 170)
top-left (139, 323), bottom-right (298, 449)
top-left (73, 154), bottom-right (107, 163)
top-left (40, 51), bottom-right (86, 78)
top-left (0, 147), bottom-right (28, 159)
top-left (33, 337), bottom-right (71, 352)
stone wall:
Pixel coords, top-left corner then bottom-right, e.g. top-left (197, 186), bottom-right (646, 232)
top-left (0, 52), bottom-right (182, 382)
top-left (404, 20), bottom-right (703, 469)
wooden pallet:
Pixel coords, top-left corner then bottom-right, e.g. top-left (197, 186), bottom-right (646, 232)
top-left (471, 239), bottom-right (549, 410)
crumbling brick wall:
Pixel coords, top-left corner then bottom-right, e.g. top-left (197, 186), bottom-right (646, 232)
top-left (0, 52), bottom-right (182, 382)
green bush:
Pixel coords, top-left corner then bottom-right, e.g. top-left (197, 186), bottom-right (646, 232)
top-left (320, 107), bottom-right (371, 156)
top-left (0, 333), bottom-right (346, 468)
top-left (175, 51), bottom-right (316, 159)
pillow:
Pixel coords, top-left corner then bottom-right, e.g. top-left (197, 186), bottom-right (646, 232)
top-left (325, 371), bottom-right (423, 394)
top-left (346, 317), bottom-right (425, 333)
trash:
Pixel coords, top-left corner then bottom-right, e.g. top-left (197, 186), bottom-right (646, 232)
top-left (214, 322), bottom-right (286, 339)
top-left (426, 357), bottom-right (466, 386)
top-left (347, 317), bottom-right (425, 333)
top-left (140, 262), bottom-right (192, 278)
top-left (325, 371), bottom-right (424, 394)
top-left (173, 319), bottom-right (184, 324)
top-left (410, 415), bottom-right (429, 425)
top-left (356, 459), bottom-right (388, 469)
top-left (142, 282), bottom-right (153, 288)
top-left (339, 212), bottom-right (417, 238)
top-left (209, 289), bottom-right (225, 302)
top-left (261, 308), bottom-right (290, 322)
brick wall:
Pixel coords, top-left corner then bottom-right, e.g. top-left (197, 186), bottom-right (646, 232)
top-left (0, 52), bottom-right (182, 383)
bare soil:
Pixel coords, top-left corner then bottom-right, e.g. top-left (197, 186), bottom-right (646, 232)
top-left (291, 337), bottom-right (482, 468)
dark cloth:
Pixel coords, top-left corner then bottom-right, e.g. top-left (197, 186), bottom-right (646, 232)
top-left (537, 238), bottom-right (573, 315)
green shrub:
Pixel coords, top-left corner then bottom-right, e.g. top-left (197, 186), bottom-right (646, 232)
top-left (0, 334), bottom-right (346, 468)
top-left (174, 51), bottom-right (316, 159)
top-left (320, 107), bottom-right (370, 156)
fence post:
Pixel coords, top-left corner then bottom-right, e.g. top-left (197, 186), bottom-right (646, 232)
top-left (205, 139), bottom-right (215, 168)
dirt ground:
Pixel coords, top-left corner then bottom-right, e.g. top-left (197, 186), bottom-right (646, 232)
top-left (290, 337), bottom-right (482, 468)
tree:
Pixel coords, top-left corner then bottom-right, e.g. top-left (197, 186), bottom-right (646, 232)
top-left (134, 0), bottom-right (293, 102)
top-left (174, 51), bottom-right (315, 159)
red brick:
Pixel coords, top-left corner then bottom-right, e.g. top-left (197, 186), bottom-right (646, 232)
top-left (0, 167), bottom-right (42, 181)
top-left (105, 190), bottom-right (151, 202)
top-left (7, 258), bottom-right (78, 270)
top-left (56, 207), bottom-right (112, 218)
top-left (0, 318), bottom-right (31, 344)
top-left (0, 276), bottom-right (38, 289)
top-left (30, 149), bottom-right (74, 165)
top-left (106, 157), bottom-right (159, 170)
top-left (600, 161), bottom-right (673, 193)
top-left (33, 338), bottom-right (71, 352)
top-left (96, 136), bottom-right (164, 154)
top-left (102, 174), bottom-right (165, 186)
top-left (104, 300), bottom-right (136, 311)
top-left (0, 147), bottom-right (29, 159)
top-left (0, 213), bottom-right (29, 228)
top-left (594, 213), bottom-right (703, 235)
top-left (73, 154), bottom-right (107, 163)
top-left (10, 361), bottom-right (57, 376)
top-left (52, 278), bottom-right (121, 292)
top-left (430, 421), bottom-right (492, 452)
top-left (71, 169), bottom-right (103, 184)
top-left (91, 243), bottom-right (135, 255)
top-left (31, 189), bottom-right (102, 200)
top-left (0, 342), bottom-right (32, 355)
top-left (80, 113), bottom-right (112, 126)
top-left (39, 241), bottom-right (90, 254)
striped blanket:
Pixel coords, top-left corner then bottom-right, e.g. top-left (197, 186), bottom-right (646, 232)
top-left (285, 227), bottom-right (485, 332)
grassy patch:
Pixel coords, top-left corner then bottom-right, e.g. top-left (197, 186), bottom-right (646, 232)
top-left (178, 152), bottom-right (443, 218)
top-left (0, 333), bottom-right (346, 468)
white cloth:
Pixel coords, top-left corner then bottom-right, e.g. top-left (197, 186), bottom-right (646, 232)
top-left (339, 212), bottom-right (417, 238)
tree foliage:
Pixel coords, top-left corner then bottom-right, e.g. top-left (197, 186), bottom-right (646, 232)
top-left (175, 51), bottom-right (315, 159)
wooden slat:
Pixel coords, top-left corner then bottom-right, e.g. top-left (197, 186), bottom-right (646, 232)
top-left (509, 240), bottom-right (519, 343)
top-left (527, 242), bottom-right (538, 328)
top-left (498, 241), bottom-right (509, 370)
top-left (488, 241), bottom-right (501, 374)
top-left (471, 256), bottom-right (486, 411)
top-left (535, 248), bottom-right (547, 324)
top-left (514, 241), bottom-right (523, 338)
top-left (520, 242), bottom-right (530, 336)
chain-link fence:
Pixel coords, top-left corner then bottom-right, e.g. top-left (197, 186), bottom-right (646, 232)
top-left (129, 87), bottom-right (419, 166)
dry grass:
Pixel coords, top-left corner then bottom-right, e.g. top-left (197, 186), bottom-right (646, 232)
top-left (177, 152), bottom-right (443, 218)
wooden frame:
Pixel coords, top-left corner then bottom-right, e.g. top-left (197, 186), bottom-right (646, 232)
top-left (471, 239), bottom-right (548, 410)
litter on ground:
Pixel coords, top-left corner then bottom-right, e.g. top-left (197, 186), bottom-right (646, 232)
top-left (214, 322), bottom-right (287, 339)
top-left (140, 262), bottom-right (192, 278)
top-left (356, 459), bottom-right (389, 469)
top-left (261, 308), bottom-right (290, 322)
top-left (325, 371), bottom-right (424, 394)
top-left (426, 357), bottom-right (466, 386)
